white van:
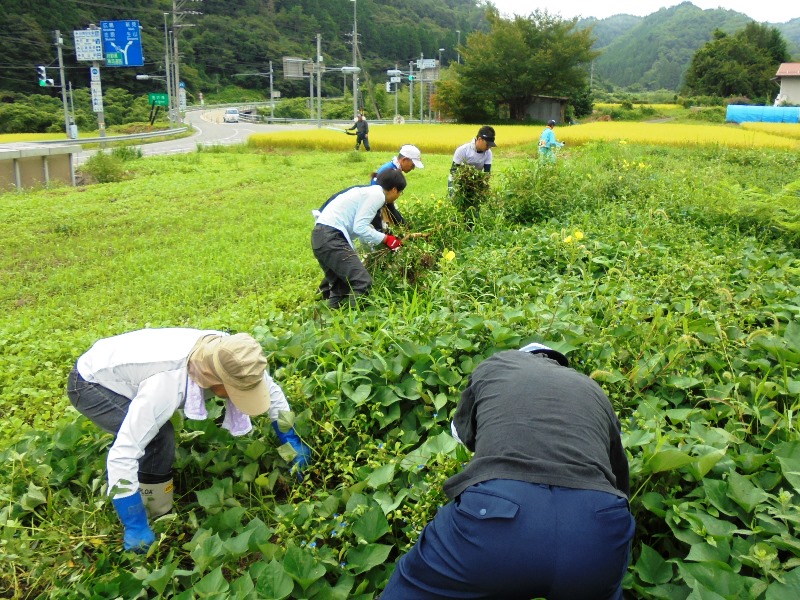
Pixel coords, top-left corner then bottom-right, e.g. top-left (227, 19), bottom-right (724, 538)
top-left (223, 108), bottom-right (239, 123)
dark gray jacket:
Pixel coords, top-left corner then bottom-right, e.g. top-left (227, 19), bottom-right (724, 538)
top-left (445, 350), bottom-right (630, 500)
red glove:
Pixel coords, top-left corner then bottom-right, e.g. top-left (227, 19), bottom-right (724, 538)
top-left (384, 234), bottom-right (402, 251)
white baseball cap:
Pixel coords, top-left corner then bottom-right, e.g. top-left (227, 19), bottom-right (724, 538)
top-left (399, 144), bottom-right (424, 169)
top-left (519, 342), bottom-right (569, 366)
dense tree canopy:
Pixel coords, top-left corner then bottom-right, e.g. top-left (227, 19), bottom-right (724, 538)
top-left (437, 9), bottom-right (596, 122)
top-left (683, 22), bottom-right (790, 100)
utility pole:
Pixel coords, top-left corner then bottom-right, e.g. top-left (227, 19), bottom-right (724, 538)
top-left (163, 13), bottom-right (174, 127)
top-left (419, 53), bottom-right (424, 122)
top-left (409, 60), bottom-right (414, 120)
top-left (352, 1), bottom-right (359, 117)
top-left (316, 33), bottom-right (322, 127)
top-left (456, 30), bottom-right (461, 64)
top-left (269, 60), bottom-right (275, 120)
top-left (172, 0), bottom-right (202, 122)
top-left (54, 30), bottom-right (72, 138)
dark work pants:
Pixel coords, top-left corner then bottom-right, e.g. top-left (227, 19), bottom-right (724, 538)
top-left (67, 367), bottom-right (175, 480)
top-left (355, 134), bottom-right (370, 151)
top-left (311, 224), bottom-right (372, 308)
top-left (381, 479), bottom-right (635, 600)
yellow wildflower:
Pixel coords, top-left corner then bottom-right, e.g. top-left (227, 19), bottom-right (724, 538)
top-left (573, 230), bottom-right (584, 241)
top-left (443, 249), bottom-right (456, 262)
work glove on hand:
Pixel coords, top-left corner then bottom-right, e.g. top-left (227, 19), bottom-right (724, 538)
top-left (272, 421), bottom-right (312, 477)
top-left (384, 234), bottom-right (402, 251)
top-left (112, 492), bottom-right (156, 552)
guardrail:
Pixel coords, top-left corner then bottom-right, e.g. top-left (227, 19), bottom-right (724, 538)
top-left (34, 127), bottom-right (189, 146)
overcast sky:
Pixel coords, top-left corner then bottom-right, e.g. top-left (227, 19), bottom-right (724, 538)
top-left (489, 1), bottom-right (798, 24)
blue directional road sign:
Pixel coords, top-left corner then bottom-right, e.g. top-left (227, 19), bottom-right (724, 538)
top-left (100, 20), bottom-right (144, 67)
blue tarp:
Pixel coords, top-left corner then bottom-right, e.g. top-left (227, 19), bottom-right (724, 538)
top-left (726, 105), bottom-right (800, 124)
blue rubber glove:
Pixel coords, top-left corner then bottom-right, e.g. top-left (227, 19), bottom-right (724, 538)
top-left (112, 492), bottom-right (156, 552)
top-left (272, 421), bottom-right (312, 474)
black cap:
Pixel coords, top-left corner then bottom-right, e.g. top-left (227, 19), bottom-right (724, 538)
top-left (548, 119), bottom-right (556, 126)
top-left (477, 125), bottom-right (497, 147)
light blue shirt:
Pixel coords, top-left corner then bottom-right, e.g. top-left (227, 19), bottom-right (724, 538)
top-left (315, 185), bottom-right (387, 248)
top-left (538, 127), bottom-right (563, 153)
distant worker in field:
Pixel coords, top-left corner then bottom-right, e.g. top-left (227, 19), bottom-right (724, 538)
top-left (347, 113), bottom-right (370, 151)
top-left (311, 168), bottom-right (407, 308)
top-left (448, 125), bottom-right (496, 195)
top-left (538, 119), bottom-right (565, 162)
top-left (369, 144), bottom-right (424, 232)
top-left (381, 342), bottom-right (635, 600)
top-left (67, 328), bottom-right (311, 553)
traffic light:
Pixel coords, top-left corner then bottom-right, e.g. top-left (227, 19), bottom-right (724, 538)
top-left (37, 65), bottom-right (47, 87)
top-left (385, 81), bottom-right (392, 93)
top-left (408, 74), bottom-right (415, 81)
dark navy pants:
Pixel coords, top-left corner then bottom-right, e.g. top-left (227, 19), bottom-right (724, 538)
top-left (381, 479), bottom-right (635, 600)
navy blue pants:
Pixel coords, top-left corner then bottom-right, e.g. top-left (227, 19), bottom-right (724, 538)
top-left (381, 479), bottom-right (635, 600)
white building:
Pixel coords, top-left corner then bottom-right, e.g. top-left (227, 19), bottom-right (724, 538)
top-left (774, 63), bottom-right (800, 105)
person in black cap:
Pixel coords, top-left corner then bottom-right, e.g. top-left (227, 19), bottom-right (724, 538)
top-left (538, 119), bottom-right (564, 162)
top-left (381, 342), bottom-right (634, 600)
top-left (448, 125), bottom-right (496, 195)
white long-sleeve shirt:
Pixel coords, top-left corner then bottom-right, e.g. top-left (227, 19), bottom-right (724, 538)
top-left (76, 328), bottom-right (290, 498)
top-left (314, 185), bottom-right (386, 248)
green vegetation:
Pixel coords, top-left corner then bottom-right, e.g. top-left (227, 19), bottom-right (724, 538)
top-left (436, 9), bottom-right (596, 122)
top-left (683, 23), bottom-right (790, 101)
top-left (2, 140), bottom-right (800, 598)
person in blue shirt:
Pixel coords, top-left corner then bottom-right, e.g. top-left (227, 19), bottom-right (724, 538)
top-left (311, 169), bottom-right (407, 308)
top-left (369, 144), bottom-right (424, 232)
top-left (538, 119), bottom-right (564, 162)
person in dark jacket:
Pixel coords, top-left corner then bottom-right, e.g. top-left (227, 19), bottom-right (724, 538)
top-left (381, 343), bottom-right (635, 600)
top-left (347, 114), bottom-right (370, 151)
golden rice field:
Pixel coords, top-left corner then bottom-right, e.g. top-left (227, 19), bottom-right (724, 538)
top-left (248, 121), bottom-right (800, 154)
top-left (0, 132), bottom-right (65, 143)
top-left (741, 121), bottom-right (800, 140)
top-left (594, 103), bottom-right (683, 111)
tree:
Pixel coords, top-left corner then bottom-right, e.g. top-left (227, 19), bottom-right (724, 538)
top-left (438, 9), bottom-right (597, 122)
top-left (683, 24), bottom-right (789, 100)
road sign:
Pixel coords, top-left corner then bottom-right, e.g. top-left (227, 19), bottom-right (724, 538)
top-left (390, 76), bottom-right (401, 83)
top-left (100, 20), bottom-right (144, 67)
top-left (91, 81), bottom-right (104, 112)
top-left (74, 29), bottom-right (103, 62)
top-left (148, 93), bottom-right (169, 107)
top-left (90, 67), bottom-right (100, 82)
top-left (416, 58), bottom-right (436, 70)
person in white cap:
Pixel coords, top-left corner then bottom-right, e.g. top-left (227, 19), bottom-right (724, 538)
top-left (369, 144), bottom-right (424, 232)
top-left (67, 328), bottom-right (311, 552)
top-left (382, 342), bottom-right (634, 600)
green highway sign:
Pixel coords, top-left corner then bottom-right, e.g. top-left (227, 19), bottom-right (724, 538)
top-left (105, 52), bottom-right (123, 66)
top-left (148, 93), bottom-right (169, 107)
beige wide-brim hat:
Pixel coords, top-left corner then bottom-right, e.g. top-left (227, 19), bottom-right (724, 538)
top-left (212, 333), bottom-right (271, 416)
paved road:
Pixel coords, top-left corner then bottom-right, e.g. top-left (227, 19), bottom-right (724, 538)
top-left (77, 109), bottom-right (316, 163)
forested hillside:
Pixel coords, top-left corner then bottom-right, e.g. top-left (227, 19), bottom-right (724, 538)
top-left (1, 0), bottom-right (798, 101)
top-left (0, 0), bottom-right (488, 98)
top-left (584, 2), bottom-right (800, 91)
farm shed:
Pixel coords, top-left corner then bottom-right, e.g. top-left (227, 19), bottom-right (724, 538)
top-left (773, 62), bottom-right (800, 105)
top-left (725, 105), bottom-right (800, 124)
top-left (521, 95), bottom-right (569, 123)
